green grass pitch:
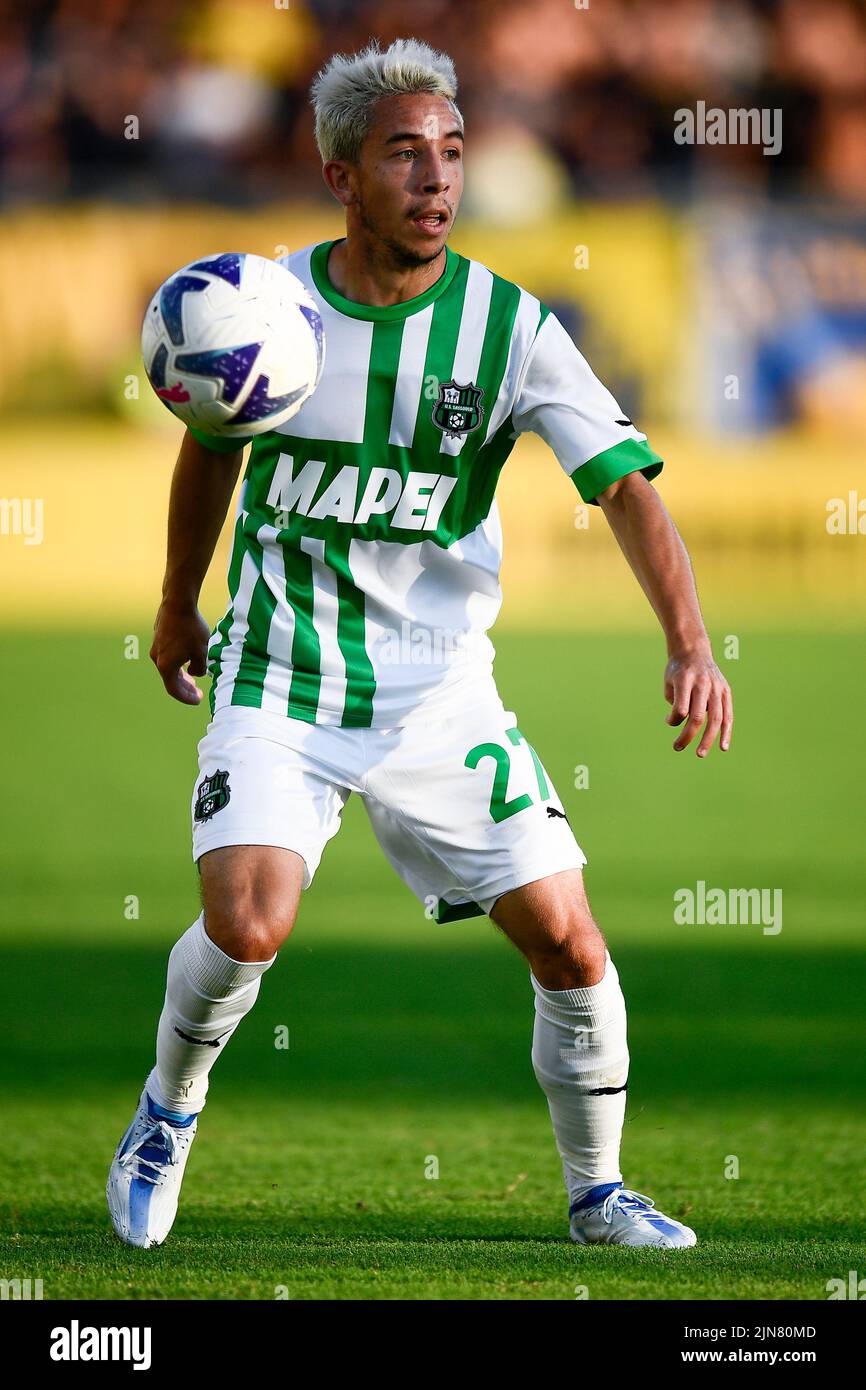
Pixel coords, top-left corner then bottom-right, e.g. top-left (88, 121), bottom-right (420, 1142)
top-left (1, 627), bottom-right (863, 1299)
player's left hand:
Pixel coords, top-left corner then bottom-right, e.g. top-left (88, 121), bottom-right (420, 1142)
top-left (664, 651), bottom-right (733, 757)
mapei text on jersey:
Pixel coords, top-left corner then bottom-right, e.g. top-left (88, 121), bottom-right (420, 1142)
top-left (270, 455), bottom-right (458, 533)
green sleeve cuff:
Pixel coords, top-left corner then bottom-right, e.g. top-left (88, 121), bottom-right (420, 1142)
top-left (187, 425), bottom-right (252, 454)
top-left (571, 437), bottom-right (664, 503)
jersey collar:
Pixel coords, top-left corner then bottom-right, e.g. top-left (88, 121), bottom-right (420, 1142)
top-left (310, 239), bottom-right (459, 321)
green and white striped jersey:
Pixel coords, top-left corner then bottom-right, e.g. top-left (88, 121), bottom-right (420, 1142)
top-left (190, 240), bottom-right (662, 728)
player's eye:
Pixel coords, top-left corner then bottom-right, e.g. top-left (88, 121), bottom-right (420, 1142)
top-left (395, 148), bottom-right (416, 159)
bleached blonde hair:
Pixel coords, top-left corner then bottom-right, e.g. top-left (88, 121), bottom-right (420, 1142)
top-left (311, 38), bottom-right (460, 163)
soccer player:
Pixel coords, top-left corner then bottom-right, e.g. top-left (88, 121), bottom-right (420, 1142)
top-left (108, 39), bottom-right (732, 1250)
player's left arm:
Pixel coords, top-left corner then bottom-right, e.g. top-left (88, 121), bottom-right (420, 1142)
top-left (595, 471), bottom-right (732, 757)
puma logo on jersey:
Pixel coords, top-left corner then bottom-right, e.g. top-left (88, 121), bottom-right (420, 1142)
top-left (269, 455), bottom-right (458, 532)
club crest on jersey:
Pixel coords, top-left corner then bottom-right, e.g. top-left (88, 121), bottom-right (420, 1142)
top-left (194, 770), bottom-right (231, 822)
top-left (431, 380), bottom-right (484, 439)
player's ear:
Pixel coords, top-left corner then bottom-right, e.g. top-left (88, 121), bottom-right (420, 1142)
top-left (321, 159), bottom-right (357, 207)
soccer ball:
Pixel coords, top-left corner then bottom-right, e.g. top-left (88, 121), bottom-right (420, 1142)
top-left (141, 252), bottom-right (325, 438)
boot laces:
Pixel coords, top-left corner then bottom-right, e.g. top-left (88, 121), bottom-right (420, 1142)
top-left (600, 1188), bottom-right (655, 1224)
top-left (118, 1119), bottom-right (181, 1186)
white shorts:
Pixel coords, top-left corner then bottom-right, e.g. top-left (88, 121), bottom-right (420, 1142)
top-left (190, 698), bottom-right (586, 922)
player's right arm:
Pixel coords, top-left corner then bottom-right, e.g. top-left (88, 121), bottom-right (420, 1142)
top-left (151, 429), bottom-right (244, 705)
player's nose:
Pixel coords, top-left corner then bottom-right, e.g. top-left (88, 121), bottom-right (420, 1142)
top-left (420, 175), bottom-right (448, 199)
top-left (417, 155), bottom-right (449, 193)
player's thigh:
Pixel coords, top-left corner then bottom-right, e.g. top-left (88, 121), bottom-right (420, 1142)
top-left (198, 844), bottom-right (306, 959)
top-left (191, 708), bottom-right (351, 958)
top-left (365, 701), bottom-right (587, 924)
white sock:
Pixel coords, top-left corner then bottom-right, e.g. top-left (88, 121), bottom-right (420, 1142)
top-left (147, 914), bottom-right (275, 1116)
top-left (531, 951), bottom-right (630, 1208)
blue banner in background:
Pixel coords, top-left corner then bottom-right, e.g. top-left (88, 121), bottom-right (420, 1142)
top-left (694, 201), bottom-right (866, 434)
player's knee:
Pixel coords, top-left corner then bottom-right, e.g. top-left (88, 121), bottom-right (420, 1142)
top-left (202, 900), bottom-right (293, 962)
top-left (529, 909), bottom-right (607, 989)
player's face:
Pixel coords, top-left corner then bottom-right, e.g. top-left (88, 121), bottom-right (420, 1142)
top-left (352, 94), bottom-right (464, 268)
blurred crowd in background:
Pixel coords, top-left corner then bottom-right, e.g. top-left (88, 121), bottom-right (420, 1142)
top-left (0, 0), bottom-right (862, 643)
top-left (2, 0), bottom-right (866, 209)
top-left (1, 0), bottom-right (864, 437)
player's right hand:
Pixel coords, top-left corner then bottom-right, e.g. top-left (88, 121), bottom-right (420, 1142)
top-left (150, 601), bottom-right (211, 705)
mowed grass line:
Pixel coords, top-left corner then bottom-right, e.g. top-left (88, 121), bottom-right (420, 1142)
top-left (1, 628), bottom-right (863, 1298)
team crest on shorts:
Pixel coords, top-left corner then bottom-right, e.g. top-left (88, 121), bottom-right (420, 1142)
top-left (194, 770), bottom-right (231, 822)
top-left (431, 380), bottom-right (484, 439)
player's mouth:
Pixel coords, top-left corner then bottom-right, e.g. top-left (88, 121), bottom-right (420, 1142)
top-left (410, 207), bottom-right (450, 236)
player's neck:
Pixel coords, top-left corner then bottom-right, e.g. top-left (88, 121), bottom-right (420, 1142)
top-left (327, 235), bottom-right (447, 309)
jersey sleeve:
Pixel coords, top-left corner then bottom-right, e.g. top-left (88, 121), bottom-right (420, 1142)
top-left (186, 426), bottom-right (252, 454)
top-left (511, 311), bottom-right (663, 503)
